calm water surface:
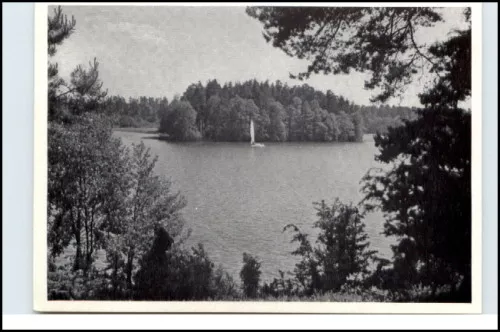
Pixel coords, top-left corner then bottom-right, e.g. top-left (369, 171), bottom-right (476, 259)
top-left (114, 131), bottom-right (393, 282)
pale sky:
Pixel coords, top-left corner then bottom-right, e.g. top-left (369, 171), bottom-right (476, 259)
top-left (53, 5), bottom-right (469, 107)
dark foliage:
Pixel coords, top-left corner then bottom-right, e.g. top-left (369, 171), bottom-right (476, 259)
top-left (135, 231), bottom-right (238, 301)
top-left (134, 227), bottom-right (174, 300)
top-left (103, 95), bottom-right (167, 127)
top-left (249, 5), bottom-right (473, 302)
top-left (159, 79), bottom-right (415, 142)
top-left (361, 11), bottom-right (472, 301)
top-left (247, 7), bottom-right (444, 103)
top-left (240, 253), bottom-right (262, 298)
top-left (159, 99), bottom-right (202, 141)
top-left (263, 200), bottom-right (377, 297)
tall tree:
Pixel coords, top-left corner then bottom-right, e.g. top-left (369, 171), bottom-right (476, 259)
top-left (119, 143), bottom-right (187, 293)
top-left (47, 7), bottom-right (192, 302)
top-left (133, 227), bottom-right (174, 300)
top-left (47, 6), bottom-right (113, 271)
top-left (160, 99), bottom-right (201, 141)
top-left (205, 95), bottom-right (223, 140)
top-left (362, 10), bottom-right (472, 300)
top-left (284, 199), bottom-right (377, 295)
top-left (352, 112), bottom-right (364, 142)
top-left (48, 7), bottom-right (107, 123)
top-left (337, 111), bottom-right (355, 142)
top-left (225, 96), bottom-right (259, 141)
top-left (310, 100), bottom-right (329, 141)
top-left (249, 6), bottom-right (473, 300)
top-left (48, 115), bottom-right (128, 271)
top-left (206, 79), bottom-right (222, 98)
top-left (267, 100), bottom-right (288, 141)
top-left (300, 100), bottom-right (315, 141)
top-left (240, 253), bottom-right (262, 298)
top-left (286, 96), bottom-right (302, 141)
top-left (48, 6), bottom-right (76, 121)
top-left (246, 7), bottom-right (444, 103)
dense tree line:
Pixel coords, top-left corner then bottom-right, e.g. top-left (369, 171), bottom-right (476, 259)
top-left (103, 95), bottom-right (167, 128)
top-left (102, 81), bottom-right (417, 136)
top-left (359, 105), bottom-right (418, 134)
top-left (158, 79), bottom-right (416, 142)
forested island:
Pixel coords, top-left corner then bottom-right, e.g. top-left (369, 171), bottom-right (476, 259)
top-left (103, 80), bottom-right (417, 142)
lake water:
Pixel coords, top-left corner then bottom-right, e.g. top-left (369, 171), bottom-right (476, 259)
top-left (114, 131), bottom-right (393, 282)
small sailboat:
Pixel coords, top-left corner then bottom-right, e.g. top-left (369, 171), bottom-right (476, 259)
top-left (250, 119), bottom-right (265, 147)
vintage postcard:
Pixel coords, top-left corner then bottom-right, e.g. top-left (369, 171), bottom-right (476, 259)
top-left (34, 2), bottom-right (482, 313)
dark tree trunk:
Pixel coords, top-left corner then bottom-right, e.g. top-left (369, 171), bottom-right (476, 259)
top-left (126, 249), bottom-right (135, 297)
top-left (74, 234), bottom-right (83, 271)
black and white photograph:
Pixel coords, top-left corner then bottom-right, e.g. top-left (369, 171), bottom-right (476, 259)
top-left (33, 3), bottom-right (482, 313)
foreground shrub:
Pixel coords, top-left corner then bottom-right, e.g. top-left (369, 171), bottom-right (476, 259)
top-left (240, 253), bottom-right (262, 298)
top-left (261, 270), bottom-right (302, 298)
top-left (277, 199), bottom-right (377, 297)
top-left (134, 227), bottom-right (239, 300)
top-left (48, 261), bottom-right (108, 300)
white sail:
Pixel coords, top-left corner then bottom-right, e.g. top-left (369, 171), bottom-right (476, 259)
top-left (250, 119), bottom-right (255, 145)
top-left (250, 119), bottom-right (264, 147)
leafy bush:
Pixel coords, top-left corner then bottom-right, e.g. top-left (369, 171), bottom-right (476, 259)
top-left (210, 265), bottom-right (239, 300)
top-left (134, 227), bottom-right (240, 301)
top-left (261, 270), bottom-right (302, 298)
top-left (240, 253), bottom-right (262, 298)
top-left (283, 200), bottom-right (377, 296)
top-left (48, 261), bottom-right (108, 300)
top-left (261, 199), bottom-right (378, 299)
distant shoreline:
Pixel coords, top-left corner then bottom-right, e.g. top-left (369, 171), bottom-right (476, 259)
top-left (112, 127), bottom-right (159, 134)
top-left (113, 127), bottom-right (375, 143)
